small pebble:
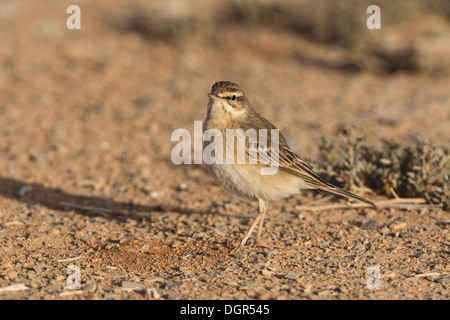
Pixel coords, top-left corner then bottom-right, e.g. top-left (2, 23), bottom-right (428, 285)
top-left (121, 280), bottom-right (143, 290)
top-left (284, 272), bottom-right (300, 280)
top-left (166, 281), bottom-right (183, 289)
top-left (100, 141), bottom-right (110, 150)
top-left (82, 282), bottom-right (97, 292)
top-left (317, 289), bottom-right (332, 296)
top-left (0, 283), bottom-right (29, 293)
top-left (362, 219), bottom-right (377, 229)
top-left (391, 221), bottom-right (407, 231)
top-left (214, 223), bottom-right (227, 236)
top-left (167, 292), bottom-right (184, 300)
top-left (265, 252), bottom-right (274, 259)
top-left (146, 288), bottom-right (160, 299)
top-left (234, 253), bottom-right (245, 260)
top-left (150, 191), bottom-right (161, 199)
top-left (179, 183), bottom-right (188, 190)
top-left (262, 269), bottom-right (272, 277)
top-left (320, 242), bottom-right (330, 249)
top-left (365, 210), bottom-right (377, 218)
top-left (5, 270), bottom-right (18, 280)
top-left (17, 185), bottom-right (33, 197)
top-left (139, 242), bottom-right (151, 253)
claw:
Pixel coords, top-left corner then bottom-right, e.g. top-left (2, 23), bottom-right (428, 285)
top-left (251, 239), bottom-right (272, 248)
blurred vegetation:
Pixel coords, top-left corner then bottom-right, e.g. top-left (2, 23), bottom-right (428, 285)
top-left (311, 127), bottom-right (449, 210)
top-left (228, 0), bottom-right (450, 74)
top-left (117, 9), bottom-right (202, 41)
top-left (229, 0), bottom-right (450, 41)
top-left (118, 0), bottom-right (450, 74)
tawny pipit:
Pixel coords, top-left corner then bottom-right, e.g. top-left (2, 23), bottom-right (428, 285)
top-left (203, 81), bottom-right (375, 250)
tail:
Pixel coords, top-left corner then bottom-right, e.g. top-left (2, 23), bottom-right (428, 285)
top-left (319, 182), bottom-right (376, 207)
top-left (275, 147), bottom-right (376, 207)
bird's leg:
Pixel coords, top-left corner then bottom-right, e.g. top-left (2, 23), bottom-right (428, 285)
top-left (235, 211), bottom-right (262, 251)
top-left (252, 199), bottom-right (271, 248)
top-left (235, 198), bottom-right (268, 251)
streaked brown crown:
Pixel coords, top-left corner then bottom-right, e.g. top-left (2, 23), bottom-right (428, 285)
top-left (209, 81), bottom-right (249, 112)
top-left (210, 81), bottom-right (244, 98)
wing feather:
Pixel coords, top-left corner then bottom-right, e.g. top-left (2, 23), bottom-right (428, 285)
top-left (244, 129), bottom-right (375, 206)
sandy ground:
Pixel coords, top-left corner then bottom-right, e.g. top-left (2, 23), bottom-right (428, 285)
top-left (0, 1), bottom-right (449, 300)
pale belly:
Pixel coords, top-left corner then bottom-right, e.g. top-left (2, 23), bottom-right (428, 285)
top-left (207, 162), bottom-right (310, 202)
top-left (203, 117), bottom-right (311, 201)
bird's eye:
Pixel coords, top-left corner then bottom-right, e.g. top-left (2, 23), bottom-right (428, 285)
top-left (231, 94), bottom-right (237, 101)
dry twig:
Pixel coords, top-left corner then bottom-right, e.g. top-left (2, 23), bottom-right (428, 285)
top-left (295, 197), bottom-right (443, 212)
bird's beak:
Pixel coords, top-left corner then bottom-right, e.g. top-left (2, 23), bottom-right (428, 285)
top-left (207, 93), bottom-right (224, 102)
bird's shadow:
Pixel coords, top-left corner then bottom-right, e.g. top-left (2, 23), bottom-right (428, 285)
top-left (0, 176), bottom-right (330, 224)
top-left (0, 176), bottom-right (194, 222)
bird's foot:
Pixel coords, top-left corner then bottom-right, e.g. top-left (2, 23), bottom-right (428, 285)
top-left (251, 239), bottom-right (273, 249)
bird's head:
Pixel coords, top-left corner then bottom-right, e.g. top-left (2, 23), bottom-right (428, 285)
top-left (207, 81), bottom-right (250, 119)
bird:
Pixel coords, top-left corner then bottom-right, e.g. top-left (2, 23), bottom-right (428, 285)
top-left (203, 81), bottom-right (375, 250)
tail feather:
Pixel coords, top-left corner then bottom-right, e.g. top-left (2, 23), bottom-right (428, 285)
top-left (319, 183), bottom-right (376, 207)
